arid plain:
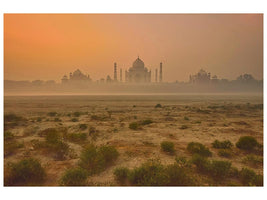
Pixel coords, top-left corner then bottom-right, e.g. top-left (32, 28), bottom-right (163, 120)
top-left (4, 94), bottom-right (263, 186)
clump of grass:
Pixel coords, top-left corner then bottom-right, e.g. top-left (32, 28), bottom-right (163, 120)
top-left (91, 115), bottom-right (108, 121)
top-left (129, 122), bottom-right (140, 130)
top-left (47, 112), bottom-right (57, 117)
top-left (239, 168), bottom-right (263, 186)
top-left (71, 118), bottom-right (78, 122)
top-left (242, 154), bottom-right (263, 168)
top-left (60, 167), bottom-right (88, 186)
top-left (155, 104), bottom-right (162, 108)
top-left (180, 125), bottom-right (188, 130)
top-left (113, 167), bottom-right (130, 185)
top-left (79, 145), bottom-right (119, 175)
top-left (187, 142), bottom-right (212, 157)
top-left (54, 118), bottom-right (62, 122)
top-left (5, 158), bottom-right (46, 186)
top-left (184, 116), bottom-right (189, 120)
top-left (139, 119), bottom-right (153, 125)
top-left (88, 126), bottom-right (99, 141)
top-left (161, 141), bottom-right (175, 154)
top-left (79, 124), bottom-right (88, 130)
top-left (73, 112), bottom-right (81, 117)
top-left (212, 140), bottom-right (233, 149)
top-left (236, 136), bottom-right (260, 151)
top-left (67, 133), bottom-right (87, 143)
top-left (218, 149), bottom-right (233, 158)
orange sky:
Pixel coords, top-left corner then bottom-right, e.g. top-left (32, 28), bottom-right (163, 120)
top-left (4, 14), bottom-right (263, 82)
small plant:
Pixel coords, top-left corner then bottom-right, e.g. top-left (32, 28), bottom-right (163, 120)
top-left (140, 119), bottom-right (153, 125)
top-left (71, 118), bottom-right (79, 122)
top-left (161, 141), bottom-right (175, 154)
top-left (212, 140), bottom-right (233, 149)
top-left (60, 167), bottom-right (88, 186)
top-left (5, 158), bottom-right (46, 186)
top-left (88, 126), bottom-right (98, 141)
top-left (236, 136), bottom-right (259, 151)
top-left (4, 141), bottom-right (24, 157)
top-left (129, 122), bottom-right (140, 130)
top-left (67, 133), bottom-right (87, 143)
top-left (239, 168), bottom-right (263, 186)
top-left (209, 160), bottom-right (232, 181)
top-left (180, 125), bottom-right (188, 130)
top-left (47, 112), bottom-right (57, 117)
top-left (175, 156), bottom-right (188, 167)
top-left (155, 104), bottom-right (162, 108)
top-left (79, 124), bottom-right (88, 130)
top-left (54, 117), bottom-right (61, 122)
top-left (184, 116), bottom-right (189, 120)
top-left (218, 149), bottom-right (232, 158)
top-left (242, 154), bottom-right (263, 168)
top-left (113, 167), bottom-right (130, 184)
top-left (187, 142), bottom-right (212, 157)
top-left (4, 113), bottom-right (25, 122)
top-left (73, 112), bottom-right (81, 117)
top-left (191, 154), bottom-right (210, 173)
top-left (36, 117), bottom-right (42, 122)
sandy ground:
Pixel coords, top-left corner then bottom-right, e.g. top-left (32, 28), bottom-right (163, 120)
top-left (4, 94), bottom-right (263, 186)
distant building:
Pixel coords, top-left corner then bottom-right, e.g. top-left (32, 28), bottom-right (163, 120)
top-left (189, 69), bottom-right (212, 84)
top-left (61, 69), bottom-right (91, 84)
top-left (125, 57), bottom-right (152, 83)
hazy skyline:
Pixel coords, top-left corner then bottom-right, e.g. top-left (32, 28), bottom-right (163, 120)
top-left (4, 14), bottom-right (263, 82)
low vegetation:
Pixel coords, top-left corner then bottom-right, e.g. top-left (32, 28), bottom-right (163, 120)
top-left (129, 122), bottom-right (140, 130)
top-left (113, 167), bottom-right (130, 184)
top-left (5, 158), bottom-right (46, 186)
top-left (239, 168), bottom-right (263, 186)
top-left (187, 142), bottom-right (212, 157)
top-left (155, 104), bottom-right (162, 108)
top-left (242, 154), bottom-right (263, 168)
top-left (47, 112), bottom-right (57, 117)
top-left (160, 141), bottom-right (175, 154)
top-left (60, 167), bottom-right (88, 186)
top-left (212, 140), bottom-right (233, 149)
top-left (218, 149), bottom-right (233, 158)
top-left (79, 124), bottom-right (88, 130)
top-left (236, 136), bottom-right (260, 151)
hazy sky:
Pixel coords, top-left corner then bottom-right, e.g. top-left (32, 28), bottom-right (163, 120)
top-left (4, 14), bottom-right (263, 82)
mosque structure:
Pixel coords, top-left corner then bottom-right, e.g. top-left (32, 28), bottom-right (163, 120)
top-left (61, 69), bottom-right (92, 84)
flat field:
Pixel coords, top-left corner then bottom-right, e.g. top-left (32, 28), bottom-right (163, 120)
top-left (3, 94), bottom-right (263, 186)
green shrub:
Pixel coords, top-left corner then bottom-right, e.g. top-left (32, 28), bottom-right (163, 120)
top-left (79, 124), bottom-right (88, 130)
top-left (5, 158), bottom-right (45, 186)
top-left (128, 160), bottom-right (168, 186)
top-left (45, 131), bottom-right (60, 144)
top-left (212, 140), bottom-right (233, 149)
top-left (79, 145), bottom-right (119, 175)
top-left (191, 154), bottom-right (210, 173)
top-left (187, 142), bottom-right (212, 157)
top-left (67, 133), bottom-right (87, 143)
top-left (47, 112), bottom-right (57, 117)
top-left (218, 149), bottom-right (232, 158)
top-left (209, 160), bottom-right (232, 181)
top-left (140, 119), bottom-right (153, 125)
top-left (4, 131), bottom-right (14, 140)
top-left (155, 104), bottom-right (162, 108)
top-left (113, 167), bottom-right (130, 184)
top-left (239, 168), bottom-right (263, 186)
top-left (236, 136), bottom-right (259, 151)
top-left (161, 141), bottom-right (175, 154)
top-left (242, 154), bottom-right (263, 168)
top-left (60, 167), bottom-right (88, 186)
top-left (4, 113), bottom-right (25, 122)
top-left (71, 118), bottom-right (79, 122)
top-left (129, 122), bottom-right (140, 130)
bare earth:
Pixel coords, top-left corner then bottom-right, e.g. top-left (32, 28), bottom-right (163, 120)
top-left (4, 94), bottom-right (263, 186)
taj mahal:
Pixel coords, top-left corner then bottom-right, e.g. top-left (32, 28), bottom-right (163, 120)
top-left (61, 57), bottom-right (163, 84)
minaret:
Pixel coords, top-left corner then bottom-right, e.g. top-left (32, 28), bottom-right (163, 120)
top-left (155, 69), bottom-right (158, 82)
top-left (159, 62), bottom-right (162, 83)
top-left (114, 62), bottom-right (117, 81)
top-left (120, 68), bottom-right (122, 82)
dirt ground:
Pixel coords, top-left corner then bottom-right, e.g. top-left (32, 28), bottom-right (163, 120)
top-left (3, 94), bottom-right (263, 186)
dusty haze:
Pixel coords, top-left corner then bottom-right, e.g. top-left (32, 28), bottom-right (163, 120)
top-left (4, 14), bottom-right (263, 82)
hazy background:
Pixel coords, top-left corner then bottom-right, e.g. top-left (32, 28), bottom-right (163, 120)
top-left (4, 14), bottom-right (263, 82)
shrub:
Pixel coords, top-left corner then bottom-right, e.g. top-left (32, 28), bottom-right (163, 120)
top-left (4, 113), bottom-right (25, 122)
top-left (175, 156), bottom-right (188, 167)
top-left (155, 104), bottom-right (162, 108)
top-left (128, 160), bottom-right (168, 186)
top-left (73, 112), bottom-right (81, 117)
top-left (79, 124), bottom-right (88, 130)
top-left (4, 131), bottom-right (14, 140)
top-left (212, 140), bottom-right (233, 149)
top-left (54, 117), bottom-right (61, 122)
top-left (113, 167), bottom-right (130, 184)
top-left (184, 116), bottom-right (189, 120)
top-left (236, 136), bottom-right (259, 151)
top-left (242, 154), bottom-right (263, 168)
top-left (36, 117), bottom-right (42, 122)
top-left (218, 149), bottom-right (232, 158)
top-left (180, 125), bottom-right (188, 130)
top-left (67, 133), bottom-right (87, 143)
top-left (45, 131), bottom-right (60, 144)
top-left (47, 140), bottom-right (70, 160)
top-left (187, 142), bottom-right (212, 157)
top-left (239, 168), bottom-right (263, 186)
top-left (4, 141), bottom-right (24, 157)
top-left (88, 126), bottom-right (98, 141)
top-left (209, 160), bottom-right (232, 181)
top-left (47, 112), bottom-right (57, 117)
top-left (161, 141), bottom-right (175, 154)
top-left (191, 154), bottom-right (210, 173)
top-left (5, 158), bottom-right (45, 186)
top-left (140, 119), bottom-right (153, 125)
top-left (60, 167), bottom-right (88, 186)
top-left (79, 145), bottom-right (119, 175)
top-left (38, 128), bottom-right (58, 137)
top-left (71, 118), bottom-right (79, 122)
top-left (129, 122), bottom-right (140, 130)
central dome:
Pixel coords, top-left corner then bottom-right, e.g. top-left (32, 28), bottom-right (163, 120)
top-left (132, 57), bottom-right (145, 69)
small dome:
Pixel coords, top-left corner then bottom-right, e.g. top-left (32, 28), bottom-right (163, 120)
top-left (73, 69), bottom-right (82, 76)
top-left (132, 57), bottom-right (145, 69)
